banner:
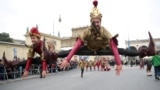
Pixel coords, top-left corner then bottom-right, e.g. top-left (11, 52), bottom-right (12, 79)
top-left (79, 55), bottom-right (89, 60)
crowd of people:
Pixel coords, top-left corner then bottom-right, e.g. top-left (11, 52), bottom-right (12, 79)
top-left (78, 57), bottom-right (115, 78)
top-left (0, 58), bottom-right (78, 80)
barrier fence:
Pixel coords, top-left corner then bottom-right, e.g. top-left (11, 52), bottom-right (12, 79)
top-left (0, 62), bottom-right (78, 81)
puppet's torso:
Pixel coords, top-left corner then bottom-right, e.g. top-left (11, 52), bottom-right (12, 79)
top-left (81, 26), bottom-right (112, 52)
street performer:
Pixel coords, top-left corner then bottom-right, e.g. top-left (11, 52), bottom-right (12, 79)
top-left (23, 27), bottom-right (47, 78)
top-left (60, 0), bottom-right (122, 75)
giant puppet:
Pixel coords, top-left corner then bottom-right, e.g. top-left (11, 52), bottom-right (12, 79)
top-left (59, 0), bottom-right (156, 75)
top-left (60, 0), bottom-right (123, 75)
top-left (22, 27), bottom-right (58, 78)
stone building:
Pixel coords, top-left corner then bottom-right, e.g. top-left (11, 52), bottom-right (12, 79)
top-left (1, 26), bottom-right (160, 61)
top-left (0, 41), bottom-right (28, 60)
top-left (124, 38), bottom-right (160, 61)
top-left (125, 38), bottom-right (160, 52)
top-left (0, 31), bottom-right (61, 60)
top-left (61, 26), bottom-right (88, 48)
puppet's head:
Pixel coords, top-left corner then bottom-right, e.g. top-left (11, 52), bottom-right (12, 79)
top-left (29, 27), bottom-right (41, 38)
top-left (29, 27), bottom-right (41, 44)
top-left (90, 0), bottom-right (102, 22)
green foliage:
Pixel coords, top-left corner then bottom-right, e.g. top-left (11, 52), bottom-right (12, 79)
top-left (0, 32), bottom-right (13, 42)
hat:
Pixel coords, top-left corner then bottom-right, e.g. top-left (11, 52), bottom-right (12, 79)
top-left (90, 0), bottom-right (102, 21)
top-left (29, 27), bottom-right (41, 38)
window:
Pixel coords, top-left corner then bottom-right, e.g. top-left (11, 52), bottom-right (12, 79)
top-left (76, 33), bottom-right (79, 37)
top-left (53, 40), bottom-right (56, 46)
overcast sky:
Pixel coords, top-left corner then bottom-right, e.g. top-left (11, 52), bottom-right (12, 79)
top-left (0, 0), bottom-right (160, 48)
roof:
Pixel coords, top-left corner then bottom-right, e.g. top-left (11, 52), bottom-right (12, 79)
top-left (0, 41), bottom-right (25, 46)
top-left (71, 26), bottom-right (89, 31)
top-left (12, 39), bottom-right (25, 44)
top-left (24, 32), bottom-right (62, 40)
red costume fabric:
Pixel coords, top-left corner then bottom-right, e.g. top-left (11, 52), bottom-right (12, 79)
top-left (65, 38), bottom-right (83, 62)
top-left (109, 39), bottom-right (121, 65)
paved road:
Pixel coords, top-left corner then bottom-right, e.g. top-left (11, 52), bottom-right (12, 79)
top-left (0, 66), bottom-right (160, 90)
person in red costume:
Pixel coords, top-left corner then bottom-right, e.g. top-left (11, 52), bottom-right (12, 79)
top-left (23, 27), bottom-right (47, 78)
top-left (60, 0), bottom-right (122, 75)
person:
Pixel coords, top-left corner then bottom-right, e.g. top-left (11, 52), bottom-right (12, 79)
top-left (60, 0), bottom-right (122, 75)
top-left (96, 59), bottom-right (101, 71)
top-left (89, 60), bottom-right (93, 71)
top-left (146, 59), bottom-right (152, 76)
top-left (0, 59), bottom-right (5, 80)
top-left (100, 58), bottom-right (105, 71)
top-left (151, 53), bottom-right (160, 80)
top-left (85, 61), bottom-right (89, 71)
top-left (130, 60), bottom-right (134, 67)
top-left (79, 59), bottom-right (86, 78)
top-left (93, 60), bottom-right (97, 71)
top-left (104, 57), bottom-right (111, 71)
top-left (22, 27), bottom-right (47, 78)
top-left (140, 59), bottom-right (144, 69)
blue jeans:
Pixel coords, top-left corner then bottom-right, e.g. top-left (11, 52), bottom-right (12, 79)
top-left (154, 65), bottom-right (160, 78)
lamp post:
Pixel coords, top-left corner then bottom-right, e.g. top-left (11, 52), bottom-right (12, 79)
top-left (58, 15), bottom-right (62, 37)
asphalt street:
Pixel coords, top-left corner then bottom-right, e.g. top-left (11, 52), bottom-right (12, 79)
top-left (0, 66), bottom-right (160, 90)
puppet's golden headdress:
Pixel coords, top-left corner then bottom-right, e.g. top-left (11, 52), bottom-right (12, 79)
top-left (90, 0), bottom-right (102, 21)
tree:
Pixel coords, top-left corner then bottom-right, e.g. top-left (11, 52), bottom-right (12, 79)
top-left (0, 32), bottom-right (13, 42)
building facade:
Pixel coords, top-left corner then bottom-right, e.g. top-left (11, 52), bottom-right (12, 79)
top-left (0, 41), bottom-right (28, 60)
top-left (125, 38), bottom-right (160, 52)
top-left (1, 26), bottom-right (160, 61)
top-left (0, 32), bottom-right (62, 60)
